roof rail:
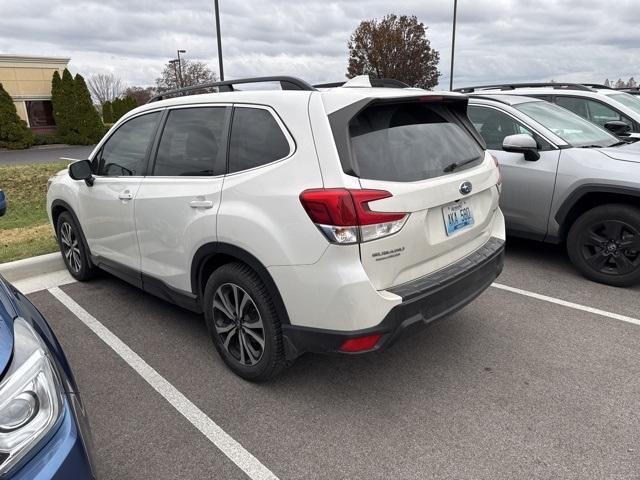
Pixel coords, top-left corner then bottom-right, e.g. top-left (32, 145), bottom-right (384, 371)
top-left (148, 76), bottom-right (317, 103)
top-left (454, 82), bottom-right (595, 93)
top-left (582, 83), bottom-right (613, 89)
top-left (313, 78), bottom-right (410, 89)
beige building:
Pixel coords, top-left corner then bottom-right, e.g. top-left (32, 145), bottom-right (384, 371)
top-left (0, 54), bottom-right (70, 133)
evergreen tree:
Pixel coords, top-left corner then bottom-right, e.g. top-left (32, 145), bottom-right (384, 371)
top-left (58, 69), bottom-right (75, 138)
top-left (0, 82), bottom-right (34, 149)
top-left (51, 70), bottom-right (64, 129)
top-left (102, 100), bottom-right (113, 123)
top-left (70, 74), bottom-right (105, 144)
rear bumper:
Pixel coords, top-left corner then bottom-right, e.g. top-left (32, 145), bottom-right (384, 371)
top-left (281, 237), bottom-right (504, 358)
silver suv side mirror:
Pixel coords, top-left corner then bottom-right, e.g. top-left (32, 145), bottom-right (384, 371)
top-left (502, 134), bottom-right (540, 162)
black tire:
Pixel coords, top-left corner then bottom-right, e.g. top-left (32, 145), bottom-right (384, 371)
top-left (56, 212), bottom-right (96, 281)
top-left (567, 204), bottom-right (640, 287)
top-left (203, 262), bottom-right (288, 381)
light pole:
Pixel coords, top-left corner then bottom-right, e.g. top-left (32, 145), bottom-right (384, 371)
top-left (177, 49), bottom-right (186, 87)
top-left (214, 0), bottom-right (224, 81)
top-left (169, 59), bottom-right (180, 89)
top-left (449, 0), bottom-right (458, 91)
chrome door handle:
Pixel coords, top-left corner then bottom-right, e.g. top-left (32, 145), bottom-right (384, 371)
top-left (189, 200), bottom-right (214, 209)
top-left (118, 191), bottom-right (133, 200)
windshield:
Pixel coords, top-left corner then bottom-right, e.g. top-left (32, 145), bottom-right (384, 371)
top-left (349, 102), bottom-right (484, 182)
top-left (606, 92), bottom-right (640, 116)
top-left (515, 101), bottom-right (617, 147)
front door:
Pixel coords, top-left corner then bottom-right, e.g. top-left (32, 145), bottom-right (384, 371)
top-left (468, 105), bottom-right (560, 239)
top-left (77, 111), bottom-right (162, 274)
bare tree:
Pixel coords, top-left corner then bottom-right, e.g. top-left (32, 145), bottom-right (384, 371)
top-left (123, 86), bottom-right (156, 105)
top-left (347, 14), bottom-right (440, 89)
top-left (87, 73), bottom-right (125, 105)
top-left (155, 59), bottom-right (217, 93)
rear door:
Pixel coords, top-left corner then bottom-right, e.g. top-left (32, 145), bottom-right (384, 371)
top-left (135, 105), bottom-right (229, 292)
top-left (467, 104), bottom-right (560, 239)
top-left (345, 99), bottom-right (501, 289)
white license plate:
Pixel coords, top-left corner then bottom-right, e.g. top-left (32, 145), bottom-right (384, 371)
top-left (442, 200), bottom-right (474, 236)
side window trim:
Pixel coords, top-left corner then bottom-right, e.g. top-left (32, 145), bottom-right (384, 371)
top-left (92, 109), bottom-right (165, 178)
top-left (147, 105), bottom-right (232, 178)
top-left (472, 104), bottom-right (559, 151)
top-left (226, 103), bottom-right (296, 176)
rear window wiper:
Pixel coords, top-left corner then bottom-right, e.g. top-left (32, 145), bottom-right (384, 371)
top-left (443, 156), bottom-right (481, 173)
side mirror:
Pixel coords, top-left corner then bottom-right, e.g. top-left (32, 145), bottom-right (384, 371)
top-left (604, 121), bottom-right (631, 137)
top-left (502, 134), bottom-right (540, 162)
top-left (0, 190), bottom-right (6, 217)
top-left (69, 159), bottom-right (94, 186)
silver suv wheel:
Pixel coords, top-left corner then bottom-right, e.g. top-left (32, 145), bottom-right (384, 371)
top-left (212, 283), bottom-right (265, 366)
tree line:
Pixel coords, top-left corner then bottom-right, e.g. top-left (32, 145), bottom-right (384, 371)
top-left (604, 78), bottom-right (638, 89)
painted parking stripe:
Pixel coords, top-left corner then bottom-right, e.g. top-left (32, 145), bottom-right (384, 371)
top-left (491, 282), bottom-right (640, 327)
top-left (48, 286), bottom-right (279, 480)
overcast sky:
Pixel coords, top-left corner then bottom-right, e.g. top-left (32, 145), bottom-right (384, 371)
top-left (1, 0), bottom-right (638, 90)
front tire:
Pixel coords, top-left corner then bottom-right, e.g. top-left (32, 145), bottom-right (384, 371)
top-left (567, 204), bottom-right (640, 287)
top-left (203, 263), bottom-right (288, 381)
top-left (56, 212), bottom-right (96, 281)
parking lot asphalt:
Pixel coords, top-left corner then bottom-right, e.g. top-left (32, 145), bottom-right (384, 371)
top-left (26, 239), bottom-right (640, 480)
top-left (0, 145), bottom-right (94, 165)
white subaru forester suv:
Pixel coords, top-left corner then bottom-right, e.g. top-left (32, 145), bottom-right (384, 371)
top-left (47, 76), bottom-right (505, 380)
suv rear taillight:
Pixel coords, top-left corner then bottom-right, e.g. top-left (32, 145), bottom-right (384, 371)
top-left (299, 189), bottom-right (408, 244)
top-left (491, 154), bottom-right (502, 187)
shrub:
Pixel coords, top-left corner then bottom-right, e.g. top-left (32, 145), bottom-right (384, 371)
top-left (0, 83), bottom-right (34, 150)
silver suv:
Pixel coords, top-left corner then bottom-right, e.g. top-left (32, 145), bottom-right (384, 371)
top-left (467, 93), bottom-right (640, 286)
top-left (458, 83), bottom-right (640, 140)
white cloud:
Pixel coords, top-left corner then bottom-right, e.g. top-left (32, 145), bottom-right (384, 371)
top-left (0, 0), bottom-right (638, 89)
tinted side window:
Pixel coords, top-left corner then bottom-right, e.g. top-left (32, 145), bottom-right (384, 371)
top-left (556, 96), bottom-right (589, 119)
top-left (228, 107), bottom-right (290, 173)
top-left (154, 107), bottom-right (227, 176)
top-left (97, 112), bottom-right (160, 176)
top-left (468, 105), bottom-right (535, 150)
top-left (585, 100), bottom-right (632, 128)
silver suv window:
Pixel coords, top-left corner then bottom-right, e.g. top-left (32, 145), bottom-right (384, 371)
top-left (349, 102), bottom-right (484, 182)
top-left (515, 101), bottom-right (617, 147)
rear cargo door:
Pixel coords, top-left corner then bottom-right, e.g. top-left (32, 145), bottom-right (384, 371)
top-left (347, 99), bottom-right (500, 290)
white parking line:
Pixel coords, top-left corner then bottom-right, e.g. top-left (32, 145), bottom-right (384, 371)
top-left (48, 286), bottom-right (279, 480)
top-left (491, 282), bottom-right (640, 327)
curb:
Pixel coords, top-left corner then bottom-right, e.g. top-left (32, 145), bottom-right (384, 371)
top-left (0, 253), bottom-right (65, 283)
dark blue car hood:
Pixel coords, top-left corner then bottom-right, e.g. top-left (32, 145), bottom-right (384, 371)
top-left (0, 279), bottom-right (15, 378)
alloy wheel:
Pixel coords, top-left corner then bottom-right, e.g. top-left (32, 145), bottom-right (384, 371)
top-left (212, 283), bottom-right (265, 366)
top-left (580, 220), bottom-right (640, 276)
top-left (60, 222), bottom-right (82, 273)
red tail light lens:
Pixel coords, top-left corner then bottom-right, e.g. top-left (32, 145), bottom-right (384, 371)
top-left (339, 334), bottom-right (383, 353)
top-left (300, 189), bottom-right (408, 244)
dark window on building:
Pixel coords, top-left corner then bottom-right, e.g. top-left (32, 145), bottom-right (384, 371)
top-left (96, 112), bottom-right (160, 176)
top-left (153, 107), bottom-right (227, 176)
top-left (26, 101), bottom-right (55, 127)
top-left (228, 107), bottom-right (290, 173)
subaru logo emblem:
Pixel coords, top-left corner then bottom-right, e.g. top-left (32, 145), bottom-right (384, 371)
top-left (459, 181), bottom-right (473, 195)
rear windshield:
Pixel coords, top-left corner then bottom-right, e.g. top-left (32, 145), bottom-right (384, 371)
top-left (348, 102), bottom-right (484, 182)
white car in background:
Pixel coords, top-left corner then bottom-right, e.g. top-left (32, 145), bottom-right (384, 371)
top-left (457, 83), bottom-right (640, 140)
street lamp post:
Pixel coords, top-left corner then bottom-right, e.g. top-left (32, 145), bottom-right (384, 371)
top-left (449, 0), bottom-right (458, 91)
top-left (214, 0), bottom-right (224, 81)
top-left (169, 59), bottom-right (180, 89)
top-left (177, 49), bottom-right (186, 87)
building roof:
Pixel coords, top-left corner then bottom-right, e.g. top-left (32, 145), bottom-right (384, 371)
top-left (0, 54), bottom-right (70, 66)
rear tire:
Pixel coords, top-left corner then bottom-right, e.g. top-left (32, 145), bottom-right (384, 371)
top-left (56, 211), bottom-right (96, 281)
top-left (566, 204), bottom-right (640, 287)
top-left (203, 262), bottom-right (288, 381)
